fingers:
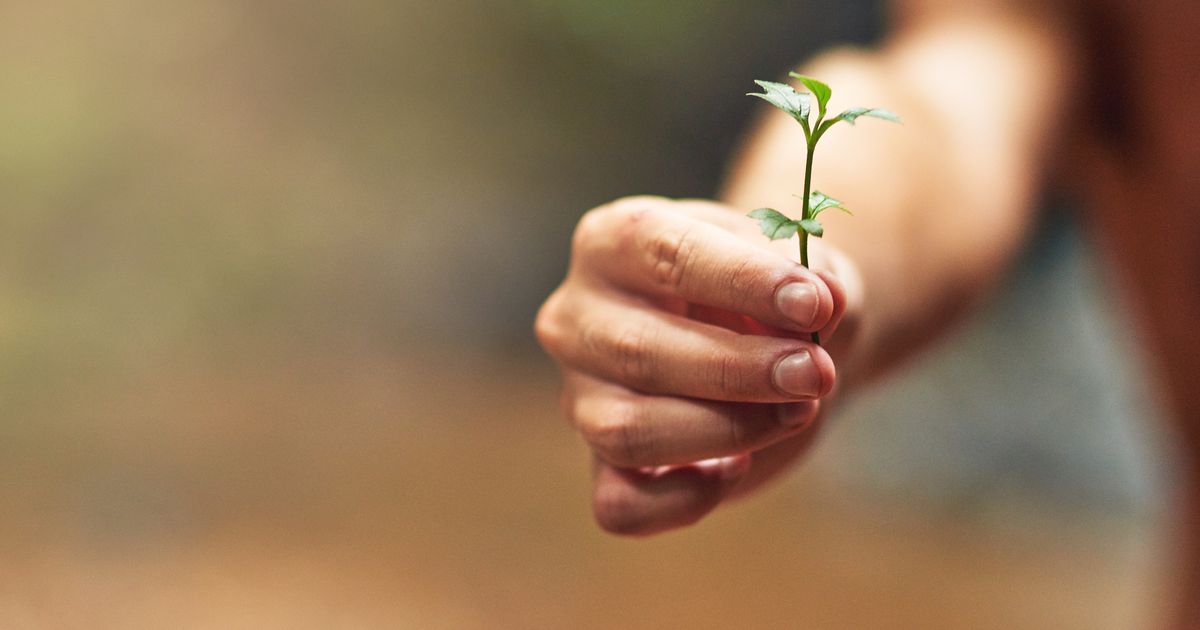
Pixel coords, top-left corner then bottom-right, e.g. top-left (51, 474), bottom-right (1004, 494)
top-left (589, 427), bottom-right (825, 536)
top-left (537, 195), bottom-right (856, 536)
top-left (591, 455), bottom-right (749, 536)
top-left (572, 197), bottom-right (836, 334)
top-left (539, 289), bottom-right (836, 403)
top-left (724, 418), bottom-right (825, 502)
top-left (564, 371), bottom-right (820, 468)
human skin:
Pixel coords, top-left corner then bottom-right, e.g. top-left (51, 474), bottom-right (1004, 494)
top-left (536, 5), bottom-right (1073, 537)
top-left (537, 0), bottom-right (1200, 623)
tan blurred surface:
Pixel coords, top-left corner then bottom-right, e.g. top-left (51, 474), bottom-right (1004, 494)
top-left (0, 349), bottom-right (1162, 628)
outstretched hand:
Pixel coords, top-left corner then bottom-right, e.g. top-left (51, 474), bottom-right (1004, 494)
top-left (536, 196), bottom-right (860, 535)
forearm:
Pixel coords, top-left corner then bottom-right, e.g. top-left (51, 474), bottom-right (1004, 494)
top-left (721, 11), bottom-right (1076, 384)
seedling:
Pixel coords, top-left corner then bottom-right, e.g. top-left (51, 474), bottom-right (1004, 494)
top-left (746, 74), bottom-right (900, 344)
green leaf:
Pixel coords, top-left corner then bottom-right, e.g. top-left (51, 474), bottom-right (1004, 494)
top-left (835, 107), bottom-right (902, 125)
top-left (747, 207), bottom-right (800, 240)
top-left (812, 106), bottom-right (901, 140)
top-left (788, 73), bottom-right (832, 118)
top-left (747, 80), bottom-right (810, 124)
top-left (799, 218), bottom-right (824, 237)
top-left (808, 190), bottom-right (852, 217)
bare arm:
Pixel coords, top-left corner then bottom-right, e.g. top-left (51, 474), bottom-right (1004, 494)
top-left (723, 7), bottom-right (1078, 384)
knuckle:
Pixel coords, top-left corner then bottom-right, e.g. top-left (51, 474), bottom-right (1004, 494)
top-left (580, 399), bottom-right (648, 467)
top-left (606, 195), bottom-right (670, 219)
top-left (584, 320), bottom-right (656, 386)
top-left (611, 325), bottom-right (655, 385)
top-left (533, 290), bottom-right (567, 355)
top-left (571, 207), bottom-right (608, 255)
top-left (574, 196), bottom-right (668, 255)
top-left (647, 227), bottom-right (697, 292)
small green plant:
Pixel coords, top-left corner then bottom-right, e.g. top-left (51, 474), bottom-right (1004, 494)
top-left (746, 73), bottom-right (900, 344)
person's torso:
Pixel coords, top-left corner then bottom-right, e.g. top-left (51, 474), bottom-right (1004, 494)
top-left (1071, 0), bottom-right (1200, 435)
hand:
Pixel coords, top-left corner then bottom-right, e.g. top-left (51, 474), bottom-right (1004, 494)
top-left (536, 196), bottom-right (860, 536)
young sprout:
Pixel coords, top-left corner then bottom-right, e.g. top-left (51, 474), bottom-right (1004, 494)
top-left (746, 73), bottom-right (900, 345)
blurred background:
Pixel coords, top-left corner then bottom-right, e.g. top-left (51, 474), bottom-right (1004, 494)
top-left (0, 1), bottom-right (1179, 627)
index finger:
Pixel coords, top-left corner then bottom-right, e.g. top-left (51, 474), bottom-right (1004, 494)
top-left (575, 197), bottom-right (835, 333)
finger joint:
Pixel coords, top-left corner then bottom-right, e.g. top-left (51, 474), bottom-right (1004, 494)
top-left (647, 227), bottom-right (697, 293)
top-left (589, 322), bottom-right (655, 387)
top-left (582, 401), bottom-right (649, 467)
top-left (711, 349), bottom-right (748, 400)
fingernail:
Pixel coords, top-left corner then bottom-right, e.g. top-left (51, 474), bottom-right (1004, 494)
top-left (776, 282), bottom-right (820, 328)
top-left (776, 402), bottom-right (815, 428)
top-left (773, 351), bottom-right (821, 398)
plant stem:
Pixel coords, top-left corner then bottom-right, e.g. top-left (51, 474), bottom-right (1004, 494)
top-left (800, 137), bottom-right (821, 346)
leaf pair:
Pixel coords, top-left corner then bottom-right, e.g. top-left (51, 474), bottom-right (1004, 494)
top-left (748, 192), bottom-right (849, 241)
top-left (748, 208), bottom-right (816, 239)
top-left (747, 74), bottom-right (900, 134)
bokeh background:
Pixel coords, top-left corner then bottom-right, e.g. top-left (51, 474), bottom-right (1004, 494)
top-left (0, 1), bottom-right (1179, 627)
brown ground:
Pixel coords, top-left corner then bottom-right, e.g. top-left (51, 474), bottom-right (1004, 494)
top-left (0, 349), bottom-right (1165, 629)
